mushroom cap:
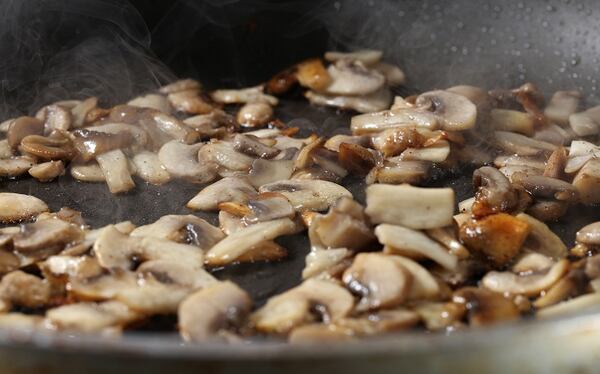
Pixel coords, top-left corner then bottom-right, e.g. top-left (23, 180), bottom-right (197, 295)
top-left (416, 90), bottom-right (477, 131)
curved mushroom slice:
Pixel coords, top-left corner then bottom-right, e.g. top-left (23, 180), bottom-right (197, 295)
top-left (0, 139), bottom-right (13, 158)
top-left (211, 85), bottom-right (278, 106)
top-left (0, 270), bottom-right (51, 308)
top-left (371, 127), bottom-right (424, 157)
top-left (178, 281), bottom-right (252, 342)
top-left (0, 156), bottom-right (35, 177)
top-left (305, 87), bottom-right (392, 114)
top-left (565, 140), bottom-right (600, 174)
top-left (167, 89), bottom-right (214, 115)
top-left (569, 105), bottom-right (600, 136)
top-left (131, 151), bottom-right (170, 185)
top-left (458, 213), bottom-right (530, 267)
top-left (71, 97), bottom-right (99, 128)
top-left (526, 199), bottom-right (569, 222)
top-left (373, 62), bottom-right (406, 86)
top-left (426, 227), bottom-right (470, 259)
top-left (72, 129), bottom-right (135, 162)
top-left (36, 104), bottom-right (72, 133)
top-left (0, 193), bottom-right (48, 223)
top-left (96, 149), bottom-right (135, 194)
top-left (415, 90), bottom-right (477, 131)
top-left (543, 147), bottom-right (567, 179)
top-left (388, 256), bottom-right (440, 300)
top-left (577, 222), bottom-right (600, 246)
top-left (20, 133), bottom-right (75, 161)
top-left (46, 301), bottom-right (141, 333)
top-left (512, 252), bottom-right (555, 273)
top-left (6, 116), bottom-right (44, 149)
top-left (13, 218), bottom-right (83, 261)
top-left (158, 141), bottom-right (217, 183)
top-left (537, 293), bottom-right (600, 319)
top-left (83, 122), bottom-right (149, 151)
top-left (232, 134), bottom-right (279, 159)
top-left (350, 107), bottom-right (440, 135)
top-left (512, 174), bottom-right (578, 202)
top-left (205, 218), bottom-right (296, 266)
top-left (494, 131), bottom-right (557, 156)
top-left (159, 79), bottom-right (202, 94)
top-left (244, 194), bottom-right (295, 224)
top-left (365, 184), bottom-right (454, 229)
top-left (572, 159), bottom-right (600, 205)
top-left (187, 177), bottom-right (256, 211)
top-left (184, 110), bottom-right (237, 139)
top-left (453, 287), bottom-right (520, 326)
top-left (141, 111), bottom-right (198, 144)
top-left (236, 102), bottom-right (273, 128)
top-left (516, 213), bottom-right (567, 259)
top-left (338, 143), bottom-right (381, 176)
top-left (127, 93), bottom-right (172, 114)
top-left (324, 135), bottom-right (371, 152)
top-left (472, 166), bottom-right (519, 216)
top-left (295, 58), bottom-right (331, 91)
top-left (323, 60), bottom-right (385, 96)
top-left (70, 162), bottom-right (106, 182)
top-left (397, 139), bottom-right (451, 162)
top-left (343, 253), bottom-right (412, 312)
top-left (198, 141), bottom-right (255, 172)
top-left (251, 278), bottom-right (354, 334)
top-left (533, 267), bottom-right (587, 308)
top-left (259, 179), bottom-right (352, 212)
top-left (302, 247), bottom-right (351, 280)
top-left (130, 215), bottom-right (224, 250)
top-left (375, 224), bottom-right (458, 271)
top-left (28, 160), bottom-right (64, 182)
top-left (374, 161), bottom-right (431, 185)
top-left (544, 90), bottom-right (580, 126)
top-left (490, 109), bottom-right (534, 135)
top-left (324, 50), bottom-right (383, 65)
top-left (482, 259), bottom-right (569, 296)
top-left (413, 301), bottom-right (466, 331)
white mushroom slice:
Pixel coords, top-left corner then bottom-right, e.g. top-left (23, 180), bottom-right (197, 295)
top-left (178, 281), bottom-right (252, 342)
top-left (94, 225), bottom-right (204, 270)
top-left (247, 159), bottom-right (294, 188)
top-left (324, 50), bottom-right (383, 65)
top-left (13, 218), bottom-right (83, 259)
top-left (205, 218), bottom-right (296, 266)
top-left (577, 222), bottom-right (600, 246)
top-left (218, 211), bottom-right (246, 235)
top-left (0, 270), bottom-right (51, 308)
top-left (426, 227), bottom-right (470, 259)
top-left (495, 131), bottom-right (557, 156)
top-left (187, 177), bottom-right (256, 211)
top-left (159, 79), bottom-right (202, 94)
top-left (537, 293), bottom-right (600, 318)
top-left (0, 193), bottom-right (48, 223)
top-left (413, 302), bottom-right (465, 330)
top-left (244, 195), bottom-right (295, 223)
top-left (494, 154), bottom-right (546, 170)
top-left (36, 104), bottom-right (72, 133)
top-left (458, 197), bottom-right (475, 213)
top-left (343, 253), bottom-right (412, 311)
top-left (482, 259), bottom-right (569, 296)
top-left (127, 94), bottom-right (172, 114)
top-left (70, 162), bottom-right (105, 182)
top-left (350, 107), bottom-right (440, 135)
top-left (323, 134), bottom-right (371, 152)
top-left (365, 184), bottom-right (454, 229)
top-left (569, 105), bottom-right (600, 136)
top-left (565, 140), bottom-right (600, 173)
top-left (131, 151), bottom-right (170, 185)
top-left (572, 159), bottom-right (600, 204)
top-left (211, 85), bottom-right (278, 105)
top-left (236, 102), bottom-right (273, 127)
top-left (0, 118), bottom-right (14, 133)
top-left (130, 215), bottom-right (224, 249)
top-left (96, 149), bottom-right (135, 194)
top-left (302, 247), bottom-right (351, 279)
top-left (305, 87), bottom-right (392, 114)
top-left (71, 97), bottom-right (98, 128)
top-left (534, 123), bottom-right (574, 145)
top-left (46, 301), bottom-right (141, 333)
top-left (512, 252), bottom-right (555, 273)
top-left (0, 156), bottom-right (35, 177)
top-left (375, 224), bottom-right (458, 271)
top-left (397, 140), bottom-right (450, 162)
top-left (490, 109), bottom-right (534, 135)
top-left (0, 313), bottom-right (46, 330)
top-left (142, 111), bottom-right (198, 144)
top-left (415, 90), bottom-right (477, 131)
top-left (252, 278), bottom-right (354, 334)
top-left (0, 139), bottom-right (13, 158)
top-left (84, 122), bottom-right (148, 150)
top-left (324, 60), bottom-right (385, 96)
top-left (28, 160), bottom-right (64, 182)
top-left (516, 213), bottom-right (567, 259)
top-left (390, 256), bottom-right (440, 300)
top-left (198, 141), bottom-right (255, 172)
top-left (373, 62), bottom-right (406, 86)
top-left (167, 90), bottom-right (214, 115)
top-left (259, 179), bottom-right (352, 211)
top-left (158, 141), bottom-right (217, 183)
top-left (375, 161), bottom-right (430, 185)
top-left (544, 90), bottom-right (581, 126)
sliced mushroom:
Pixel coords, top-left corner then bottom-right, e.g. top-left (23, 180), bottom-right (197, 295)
top-left (565, 140), bottom-right (600, 174)
top-left (251, 278), bottom-right (354, 334)
top-left (187, 177), bottom-right (256, 211)
top-left (490, 109), bottom-right (534, 135)
top-left (413, 302), bottom-right (466, 330)
top-left (259, 179), bottom-right (352, 211)
top-left (494, 131), bottom-right (557, 156)
top-left (184, 110), bottom-right (237, 139)
top-left (267, 67), bottom-right (299, 95)
top-left (516, 213), bottom-right (567, 259)
top-left (305, 87), bottom-right (392, 114)
top-left (526, 199), bottom-right (569, 222)
top-left (159, 79), bottom-right (202, 94)
top-left (374, 160), bottom-right (431, 185)
top-left (198, 141), bottom-right (255, 172)
top-left (244, 194), bottom-right (295, 224)
top-left (375, 224), bottom-right (458, 271)
top-left (70, 162), bottom-right (106, 182)
top-left (343, 253), bottom-right (412, 311)
top-left (459, 213), bottom-right (530, 267)
top-left (537, 293), bottom-right (600, 319)
top-left (371, 127), bottom-right (425, 157)
top-left (512, 252), bottom-right (555, 273)
top-left (543, 147), bottom-right (567, 179)
top-left (36, 104), bottom-right (72, 133)
top-left (577, 222), bottom-right (600, 246)
top-left (302, 247), bottom-right (351, 280)
top-left (426, 227), bottom-right (470, 259)
top-left (373, 62), bottom-right (406, 86)
top-left (20, 134), bottom-right (75, 161)
top-left (415, 90), bottom-right (477, 131)
top-left (205, 218), bottom-right (296, 266)
top-left (127, 93), bottom-right (172, 113)
top-left (0, 193), bottom-right (48, 223)
top-left (324, 50), bottom-right (383, 65)
top-left (72, 129), bottom-right (135, 162)
top-left (83, 122), bottom-right (148, 151)
top-left (0, 139), bottom-right (13, 158)
top-left (350, 107), bottom-right (440, 135)
top-left (323, 60), bottom-right (385, 96)
top-left (512, 174), bottom-right (578, 202)
top-left (28, 160), bottom-right (64, 182)
top-left (0, 270), bottom-right (51, 308)
top-left (178, 281), bottom-right (252, 342)
top-left (236, 102), bottom-right (273, 128)
top-left (96, 149), bottom-right (135, 194)
top-left (46, 301), bottom-right (141, 333)
top-left (13, 218), bottom-right (83, 260)
top-left (295, 58), bottom-right (331, 91)
top-left (569, 105), bottom-right (600, 136)
top-left (232, 134), bottom-right (279, 158)
top-left (167, 89), bottom-right (214, 115)
top-left (572, 159), bottom-right (600, 205)
top-left (131, 151), bottom-right (170, 185)
top-left (288, 324), bottom-right (353, 343)
top-left (389, 256), bottom-right (440, 300)
top-left (396, 139), bottom-right (450, 162)
top-left (329, 309), bottom-right (420, 338)
top-left (71, 97), bottom-right (99, 128)
top-left (0, 156), bottom-right (35, 177)
top-left (482, 259), bottom-right (569, 296)
top-left (130, 215), bottom-right (224, 250)
top-left (533, 268), bottom-right (587, 308)
top-left (211, 85), bottom-right (278, 106)
top-left (141, 111), bottom-right (198, 144)
top-left (365, 184), bottom-right (454, 229)
top-left (324, 134), bottom-right (371, 152)
top-left (158, 141), bottom-right (217, 183)
top-left (472, 166), bottom-right (519, 215)
top-left (453, 287), bottom-right (520, 326)
top-left (544, 90), bottom-right (581, 126)
top-left (6, 116), bottom-right (44, 149)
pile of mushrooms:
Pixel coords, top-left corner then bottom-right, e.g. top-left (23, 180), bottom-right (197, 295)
top-left (0, 49), bottom-right (600, 343)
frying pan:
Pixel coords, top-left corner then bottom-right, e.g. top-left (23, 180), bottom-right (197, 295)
top-left (1, 0), bottom-right (600, 372)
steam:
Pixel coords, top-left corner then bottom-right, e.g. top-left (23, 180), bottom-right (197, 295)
top-left (0, 0), bottom-right (174, 119)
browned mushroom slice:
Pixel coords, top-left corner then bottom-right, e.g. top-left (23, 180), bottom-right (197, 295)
top-left (453, 287), bottom-right (520, 326)
top-left (128, 93), bottom-right (172, 114)
top-left (337, 143), bottom-right (381, 176)
top-left (131, 151), bottom-right (170, 185)
top-left (184, 110), bottom-right (237, 138)
top-left (232, 134), bottom-right (279, 159)
top-left (512, 174), bottom-right (578, 202)
top-left (259, 179), bottom-right (352, 212)
top-left (375, 224), bottom-right (458, 270)
top-left (178, 281), bottom-right (252, 342)
top-left (471, 166), bottom-right (519, 216)
top-left (0, 193), bottom-right (48, 223)
top-left (36, 104), bottom-right (72, 133)
top-left (324, 134), bottom-right (372, 152)
top-left (305, 87), bottom-right (392, 114)
top-left (324, 50), bottom-right (383, 65)
top-left (130, 215), bottom-right (224, 250)
top-left (288, 324), bottom-right (354, 343)
top-left (72, 129), bottom-right (135, 162)
top-left (47, 301), bottom-right (141, 333)
top-left (370, 127), bottom-right (424, 157)
top-left (544, 90), bottom-right (581, 126)
top-left (28, 160), bottom-right (64, 182)
top-left (142, 111), bottom-right (199, 144)
top-left (20, 134), bottom-right (75, 161)
top-left (459, 213), bottom-right (530, 267)
top-left (577, 222), bottom-right (600, 247)
top-left (159, 79), bottom-right (202, 94)
top-left (413, 302), bottom-right (466, 330)
top-left (199, 141), bottom-right (255, 172)
top-left (205, 218), bottom-right (296, 266)
top-left (343, 253), bottom-right (412, 311)
top-left (187, 177), bottom-right (256, 211)
top-left (294, 58), bottom-right (331, 91)
top-left (494, 131), bottom-right (557, 156)
top-left (6, 116), bottom-right (44, 149)
top-left (96, 149), bottom-right (135, 194)
top-left (482, 259), bottom-right (569, 296)
top-left (83, 122), bottom-right (148, 151)
top-left (365, 184), bottom-right (454, 229)
top-left (70, 162), bottom-right (106, 182)
top-left (211, 85), bottom-right (278, 106)
top-left (533, 267), bottom-right (587, 308)
top-left (516, 213), bottom-right (567, 259)
top-left (350, 107), bottom-right (440, 135)
top-left (331, 309), bottom-right (420, 338)
top-left (167, 89), bottom-right (215, 115)
top-left (543, 147), bottom-right (567, 179)
top-left (0, 156), bottom-right (34, 177)
top-left (302, 247), bottom-right (352, 280)
top-left (0, 270), bottom-right (51, 308)
top-left (490, 109), bottom-right (534, 135)
top-left (236, 102), bottom-right (273, 128)
top-left (267, 66), bottom-right (299, 95)
top-left (572, 159), bottom-right (600, 205)
top-left (569, 105), bottom-right (600, 136)
top-left (526, 200), bottom-right (568, 222)
top-left (251, 278), bottom-right (354, 334)
top-left (158, 141), bottom-right (217, 183)
top-left (537, 293), bottom-right (600, 319)
top-left (323, 60), bottom-right (385, 96)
